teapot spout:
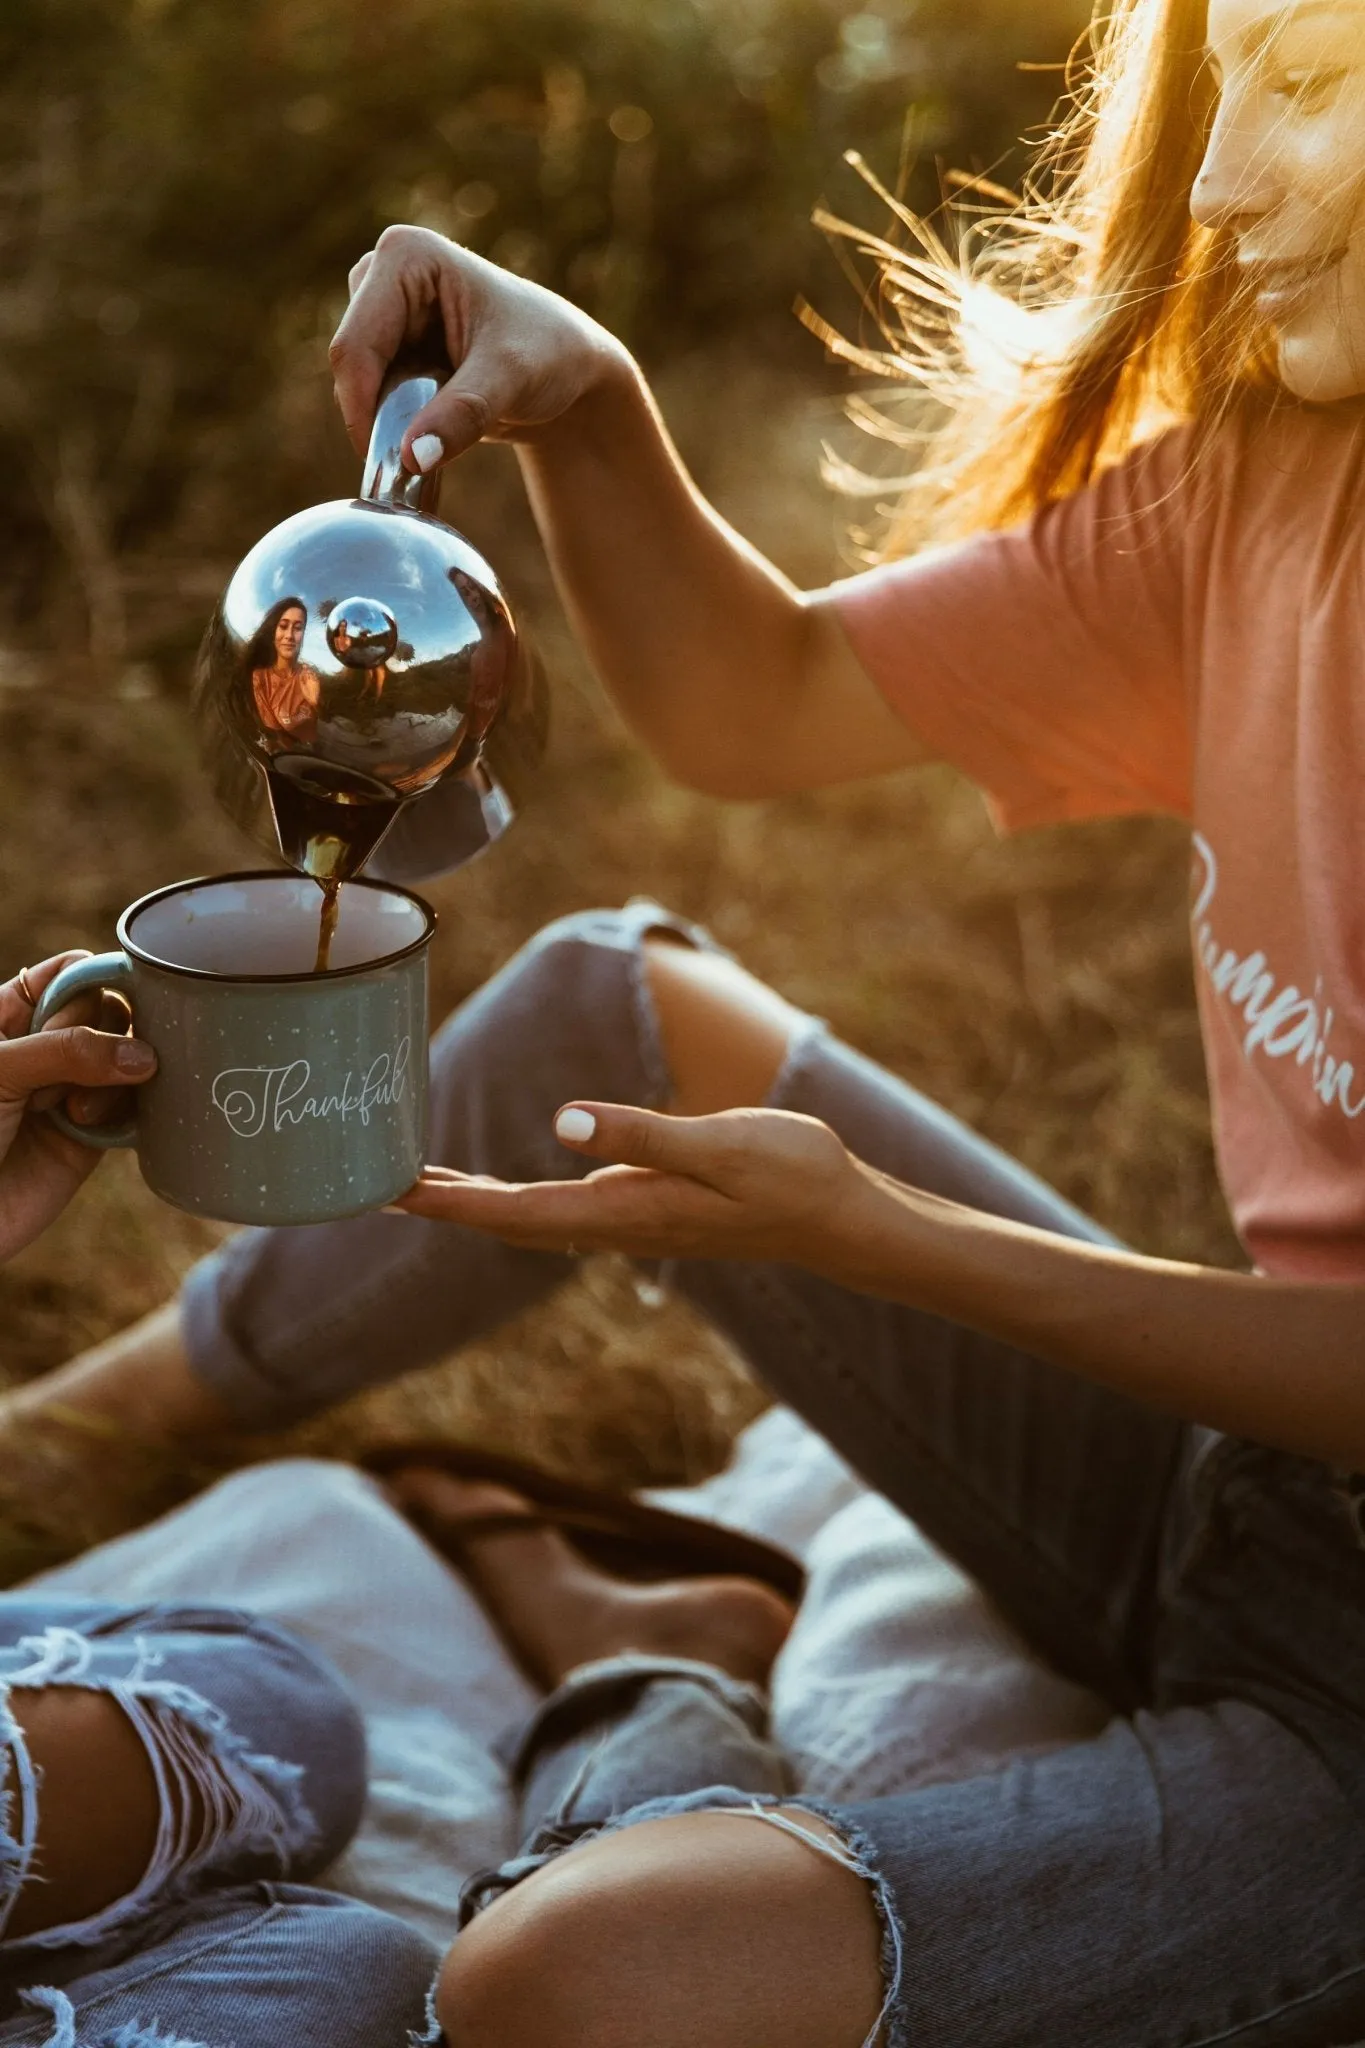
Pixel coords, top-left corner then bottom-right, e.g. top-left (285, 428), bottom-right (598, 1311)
top-left (360, 363), bottom-right (447, 513)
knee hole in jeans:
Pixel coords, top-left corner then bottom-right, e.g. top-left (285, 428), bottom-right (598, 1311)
top-left (435, 1805), bottom-right (893, 2048)
top-left (641, 934), bottom-right (798, 1118)
top-left (4, 1687), bottom-right (160, 1940)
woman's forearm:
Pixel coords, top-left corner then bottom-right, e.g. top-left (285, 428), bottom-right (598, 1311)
top-left (330, 230), bottom-right (924, 796)
top-left (832, 1167), bottom-right (1365, 1467)
top-left (518, 358), bottom-right (825, 796)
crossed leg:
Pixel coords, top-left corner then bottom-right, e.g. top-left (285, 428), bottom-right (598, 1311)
top-left (388, 1464), bottom-right (888, 2048)
top-left (0, 915), bottom-right (1234, 2043)
top-left (0, 932), bottom-right (800, 1443)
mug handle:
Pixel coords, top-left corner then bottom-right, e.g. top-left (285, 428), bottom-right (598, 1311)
top-left (28, 952), bottom-right (139, 1151)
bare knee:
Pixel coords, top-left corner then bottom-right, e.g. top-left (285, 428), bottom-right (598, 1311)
top-left (5, 1686), bottom-right (159, 1937)
top-left (435, 1809), bottom-right (886, 2048)
top-left (643, 935), bottom-right (801, 1118)
top-left (435, 1869), bottom-right (607, 2048)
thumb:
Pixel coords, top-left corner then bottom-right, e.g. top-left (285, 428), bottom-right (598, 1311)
top-left (401, 339), bottom-right (529, 470)
top-left (0, 1027), bottom-right (155, 1106)
top-left (553, 1102), bottom-right (735, 1181)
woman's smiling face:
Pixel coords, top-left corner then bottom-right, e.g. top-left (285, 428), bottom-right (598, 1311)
top-left (274, 606), bottom-right (305, 665)
top-left (1192, 0), bottom-right (1365, 400)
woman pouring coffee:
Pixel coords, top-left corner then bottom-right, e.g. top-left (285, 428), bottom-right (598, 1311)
top-left (15, 0), bottom-right (1365, 2039)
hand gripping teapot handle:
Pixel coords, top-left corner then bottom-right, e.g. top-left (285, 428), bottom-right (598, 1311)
top-left (361, 353), bottom-right (452, 514)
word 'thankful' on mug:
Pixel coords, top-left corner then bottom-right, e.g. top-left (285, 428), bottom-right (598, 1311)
top-left (211, 1038), bottom-right (413, 1139)
top-left (27, 872), bottom-right (435, 1227)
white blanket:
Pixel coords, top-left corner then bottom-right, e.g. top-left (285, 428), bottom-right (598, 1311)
top-left (31, 1410), bottom-right (1107, 1949)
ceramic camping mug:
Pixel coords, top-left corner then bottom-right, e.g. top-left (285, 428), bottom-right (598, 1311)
top-left (28, 872), bottom-right (434, 1226)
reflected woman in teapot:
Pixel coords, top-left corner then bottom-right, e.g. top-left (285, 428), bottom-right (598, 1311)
top-left (249, 597), bottom-right (322, 745)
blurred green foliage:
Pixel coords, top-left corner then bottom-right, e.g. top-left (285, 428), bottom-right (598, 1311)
top-left (0, 0), bottom-right (1082, 666)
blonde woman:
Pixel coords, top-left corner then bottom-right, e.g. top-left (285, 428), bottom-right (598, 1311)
top-left (23, 0), bottom-right (1365, 2040)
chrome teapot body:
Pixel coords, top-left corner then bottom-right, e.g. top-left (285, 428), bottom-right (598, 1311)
top-left (195, 365), bottom-right (544, 882)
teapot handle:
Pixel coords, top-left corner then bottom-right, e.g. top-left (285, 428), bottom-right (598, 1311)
top-left (361, 357), bottom-right (451, 513)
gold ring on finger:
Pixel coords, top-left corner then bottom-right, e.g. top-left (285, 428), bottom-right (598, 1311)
top-left (16, 967), bottom-right (37, 1009)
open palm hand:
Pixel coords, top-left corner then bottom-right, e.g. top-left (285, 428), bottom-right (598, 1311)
top-left (392, 1100), bottom-right (865, 1268)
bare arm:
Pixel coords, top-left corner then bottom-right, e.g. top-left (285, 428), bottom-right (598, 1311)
top-left (395, 1105), bottom-right (1365, 1469)
top-left (328, 227), bottom-right (926, 798)
top-left (834, 1166), bottom-right (1365, 1466)
top-left (515, 363), bottom-right (923, 796)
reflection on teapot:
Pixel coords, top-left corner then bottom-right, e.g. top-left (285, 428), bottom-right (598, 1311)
top-left (194, 362), bottom-right (546, 883)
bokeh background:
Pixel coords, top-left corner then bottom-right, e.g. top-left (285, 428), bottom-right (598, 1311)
top-left (0, 0), bottom-right (1238, 1566)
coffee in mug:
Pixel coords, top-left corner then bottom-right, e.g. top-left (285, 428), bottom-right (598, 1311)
top-left (29, 871), bottom-right (434, 1226)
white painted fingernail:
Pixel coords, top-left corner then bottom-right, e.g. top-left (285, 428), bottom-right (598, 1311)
top-left (410, 433), bottom-right (444, 472)
top-left (555, 1107), bottom-right (597, 1143)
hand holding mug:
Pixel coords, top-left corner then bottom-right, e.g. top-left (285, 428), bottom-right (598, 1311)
top-left (0, 954), bottom-right (156, 1264)
top-left (27, 875), bottom-right (433, 1228)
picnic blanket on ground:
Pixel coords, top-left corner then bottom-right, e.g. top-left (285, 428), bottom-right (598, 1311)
top-left (29, 1409), bottom-right (1107, 1948)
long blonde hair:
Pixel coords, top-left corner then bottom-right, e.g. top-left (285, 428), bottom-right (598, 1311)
top-left (811, 0), bottom-right (1277, 555)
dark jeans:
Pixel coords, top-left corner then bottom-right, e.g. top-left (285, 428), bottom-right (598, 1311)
top-left (183, 901), bottom-right (1365, 2048)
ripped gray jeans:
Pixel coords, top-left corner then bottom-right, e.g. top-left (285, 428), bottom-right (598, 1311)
top-left (181, 901), bottom-right (1365, 2048)
top-left (460, 1654), bottom-right (903, 2048)
top-left (0, 1598), bottom-right (435, 2047)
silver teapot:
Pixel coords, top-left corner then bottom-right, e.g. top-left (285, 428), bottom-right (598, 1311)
top-left (194, 360), bottom-right (546, 883)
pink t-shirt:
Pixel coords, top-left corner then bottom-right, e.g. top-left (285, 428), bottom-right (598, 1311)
top-left (833, 402), bottom-right (1365, 1283)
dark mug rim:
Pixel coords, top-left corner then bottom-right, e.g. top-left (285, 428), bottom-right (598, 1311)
top-left (116, 870), bottom-right (437, 986)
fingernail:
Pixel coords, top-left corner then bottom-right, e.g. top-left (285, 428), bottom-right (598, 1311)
top-left (381, 1204), bottom-right (413, 1216)
top-left (115, 1039), bottom-right (156, 1075)
top-left (555, 1107), bottom-right (597, 1143)
top-left (410, 432), bottom-right (444, 473)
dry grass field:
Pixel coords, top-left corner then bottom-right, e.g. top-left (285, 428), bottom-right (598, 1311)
top-left (0, 345), bottom-right (1240, 1580)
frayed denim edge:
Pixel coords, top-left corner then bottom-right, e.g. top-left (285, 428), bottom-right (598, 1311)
top-left (0, 1691), bottom-right (40, 1944)
top-left (619, 898), bottom-right (727, 1109)
top-left (765, 1795), bottom-right (908, 2048)
top-left (0, 1627), bottom-right (318, 1956)
top-left (620, 897), bottom-right (830, 1122)
top-left (409, 1979), bottom-right (444, 2048)
top-left (663, 1791), bottom-right (908, 2048)
top-left (19, 1988), bottom-right (210, 2048)
top-left (763, 1015), bottom-right (835, 1115)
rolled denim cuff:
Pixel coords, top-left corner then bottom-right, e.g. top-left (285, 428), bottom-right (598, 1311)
top-left (179, 1235), bottom-right (292, 1429)
top-left (504, 1652), bottom-right (772, 1788)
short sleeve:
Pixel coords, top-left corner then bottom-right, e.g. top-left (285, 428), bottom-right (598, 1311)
top-left (832, 428), bottom-right (1198, 832)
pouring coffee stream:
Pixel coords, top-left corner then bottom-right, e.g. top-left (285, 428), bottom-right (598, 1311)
top-left (194, 358), bottom-right (546, 969)
top-left (28, 366), bottom-right (542, 1224)
top-left (314, 877), bottom-right (341, 976)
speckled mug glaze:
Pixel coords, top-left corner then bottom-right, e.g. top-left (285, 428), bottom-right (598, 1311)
top-left (30, 873), bottom-right (434, 1226)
